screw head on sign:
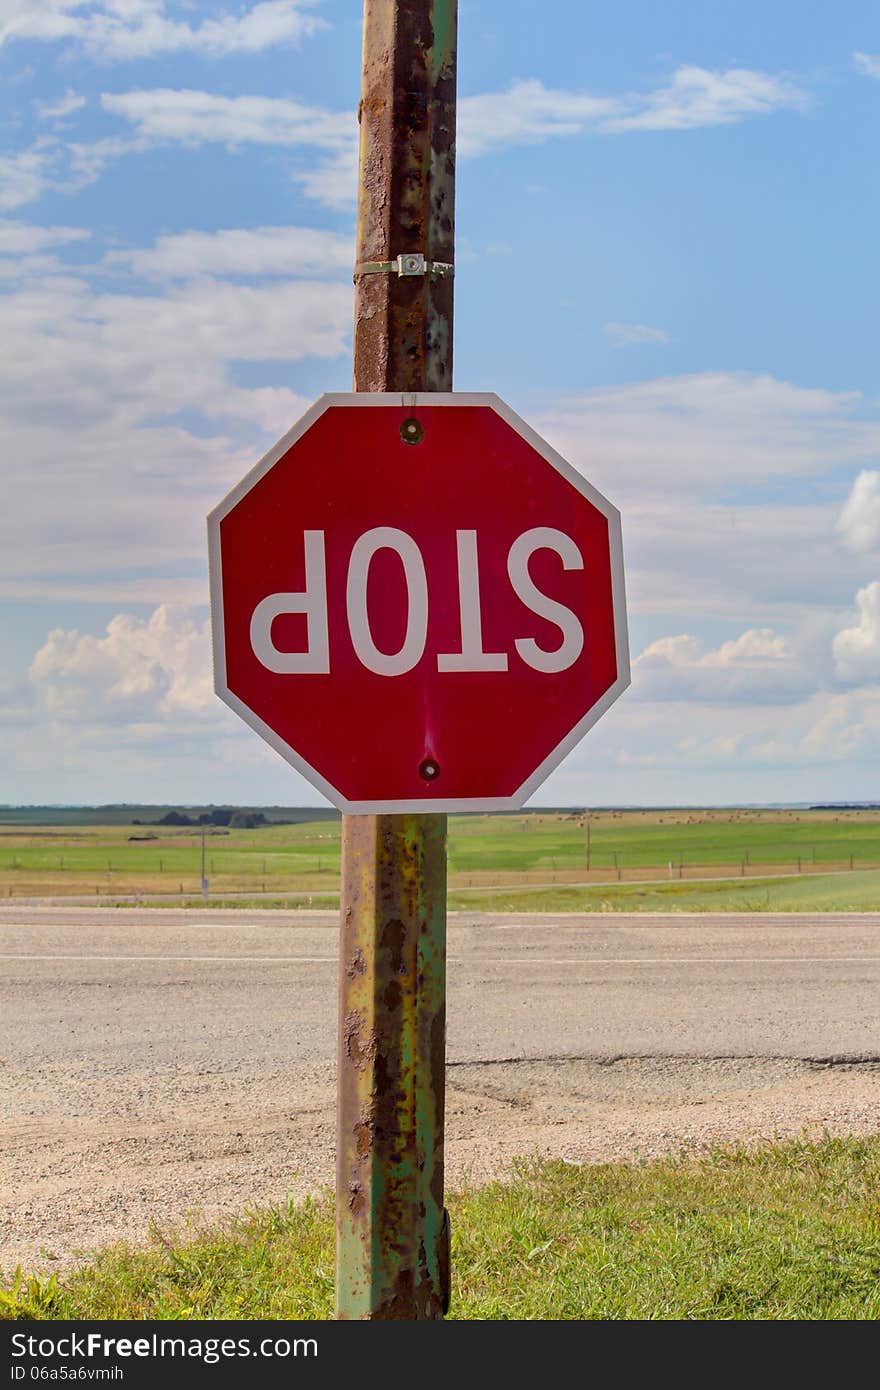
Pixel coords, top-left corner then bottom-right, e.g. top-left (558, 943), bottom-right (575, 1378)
top-left (400, 417), bottom-right (424, 445)
top-left (418, 758), bottom-right (440, 782)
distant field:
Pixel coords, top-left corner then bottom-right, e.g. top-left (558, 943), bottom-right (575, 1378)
top-left (0, 808), bottom-right (878, 906)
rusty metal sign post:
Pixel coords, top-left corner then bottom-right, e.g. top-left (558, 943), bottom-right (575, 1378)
top-left (335, 0), bottom-right (457, 1319)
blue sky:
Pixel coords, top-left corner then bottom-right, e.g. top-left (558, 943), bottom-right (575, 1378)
top-left (2, 0), bottom-right (880, 807)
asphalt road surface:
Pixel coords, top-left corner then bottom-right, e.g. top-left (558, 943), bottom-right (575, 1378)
top-left (3, 904), bottom-right (880, 1273)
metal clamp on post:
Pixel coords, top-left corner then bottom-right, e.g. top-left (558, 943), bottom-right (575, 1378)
top-left (354, 252), bottom-right (454, 280)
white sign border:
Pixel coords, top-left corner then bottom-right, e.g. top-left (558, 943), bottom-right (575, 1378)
top-left (208, 392), bottom-right (630, 814)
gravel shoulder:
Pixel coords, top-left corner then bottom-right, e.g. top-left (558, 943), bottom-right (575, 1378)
top-left (3, 904), bottom-right (880, 1277)
top-left (4, 1054), bottom-right (880, 1276)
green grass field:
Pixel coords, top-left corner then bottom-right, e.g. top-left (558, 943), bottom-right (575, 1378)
top-left (4, 1137), bottom-right (880, 1320)
top-left (161, 869), bottom-right (880, 915)
top-left (448, 869), bottom-right (880, 913)
top-left (1, 807), bottom-right (879, 904)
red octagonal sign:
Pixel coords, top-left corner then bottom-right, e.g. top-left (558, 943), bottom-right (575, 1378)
top-left (208, 393), bottom-right (629, 812)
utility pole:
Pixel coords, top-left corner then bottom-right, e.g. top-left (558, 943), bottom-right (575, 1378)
top-left (585, 810), bottom-right (591, 872)
top-left (336, 0), bottom-right (456, 1320)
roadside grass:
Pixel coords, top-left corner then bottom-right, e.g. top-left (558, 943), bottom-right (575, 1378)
top-left (4, 1136), bottom-right (880, 1320)
top-left (142, 868), bottom-right (880, 914)
top-left (445, 868), bottom-right (880, 914)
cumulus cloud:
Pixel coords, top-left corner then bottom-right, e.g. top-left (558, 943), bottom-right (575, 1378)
top-left (634, 627), bottom-right (812, 703)
top-left (854, 52), bottom-right (880, 79)
top-left (0, 218), bottom-right (89, 254)
top-left (0, 219), bottom-right (90, 278)
top-left (29, 605), bottom-right (215, 727)
top-left (0, 241), bottom-right (349, 595)
top-left (556, 681), bottom-right (880, 783)
top-left (0, 133), bottom-right (132, 213)
top-left (530, 373), bottom-right (880, 625)
top-left (102, 65), bottom-right (804, 156)
top-left (85, 64), bottom-right (808, 210)
top-left (0, 145), bottom-right (56, 211)
top-left (537, 372), bottom-right (880, 498)
top-left (21, 604), bottom-right (307, 801)
top-left (457, 80), bottom-right (620, 157)
top-left (15, 588), bottom-right (880, 810)
top-left (109, 224), bottom-right (353, 280)
top-left (4, 233), bottom-right (877, 632)
top-left (837, 470), bottom-right (880, 554)
top-left (1, 1), bottom-right (324, 62)
top-left (833, 582), bottom-right (880, 683)
top-left (35, 89), bottom-right (86, 123)
top-left (604, 322), bottom-right (669, 347)
top-left (100, 88), bottom-right (351, 149)
top-left (459, 68), bottom-right (806, 154)
top-left (294, 145), bottom-right (358, 211)
top-left (603, 65), bottom-right (808, 132)
top-left (1, 271), bottom-right (348, 435)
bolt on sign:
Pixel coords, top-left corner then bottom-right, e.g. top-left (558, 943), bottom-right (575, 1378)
top-left (208, 392), bottom-right (629, 811)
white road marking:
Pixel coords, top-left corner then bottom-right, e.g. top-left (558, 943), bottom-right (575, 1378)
top-left (0, 954), bottom-right (339, 963)
top-left (1, 953), bottom-right (880, 965)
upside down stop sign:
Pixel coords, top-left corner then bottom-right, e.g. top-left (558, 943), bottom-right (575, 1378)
top-left (207, 392), bottom-right (629, 812)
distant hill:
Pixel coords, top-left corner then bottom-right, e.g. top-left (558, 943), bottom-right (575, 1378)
top-left (1, 801), bottom-right (877, 828)
top-left (0, 805), bottom-right (341, 827)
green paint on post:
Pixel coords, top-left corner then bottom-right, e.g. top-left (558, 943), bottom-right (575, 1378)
top-left (336, 814), bottom-right (448, 1318)
top-left (338, 0), bottom-right (457, 1319)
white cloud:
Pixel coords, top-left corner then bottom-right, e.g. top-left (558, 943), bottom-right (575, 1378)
top-left (1, 1), bottom-right (324, 62)
top-left (604, 322), bottom-right (669, 347)
top-left (604, 65), bottom-right (808, 132)
top-left (0, 145), bottom-right (55, 211)
top-left (833, 582), bottom-right (880, 683)
top-left (2, 272), bottom-right (349, 422)
top-left (5, 673), bottom-right (311, 805)
top-left (91, 64), bottom-right (808, 210)
top-left (21, 604), bottom-right (873, 800)
top-left (65, 134), bottom-right (142, 189)
top-left (633, 627), bottom-right (815, 703)
top-left (0, 133), bottom-right (126, 213)
top-left (457, 80), bottom-right (621, 157)
top-left (617, 498), bottom-right (857, 623)
top-left (0, 247), bottom-right (349, 595)
top-left (0, 1), bottom-right (79, 46)
top-left (4, 259), bottom-right (875, 633)
top-left (294, 145), bottom-right (358, 211)
top-left (531, 373), bottom-right (880, 627)
top-left (537, 372), bottom-right (880, 498)
top-left (35, 89), bottom-right (86, 122)
top-left (20, 604), bottom-right (306, 802)
top-left (100, 88), bottom-right (351, 149)
top-left (109, 224), bottom-right (353, 280)
top-left (837, 470), bottom-right (880, 554)
top-left (79, 90), bottom-right (357, 208)
top-left (557, 681), bottom-right (880, 784)
top-left (0, 218), bottom-right (89, 254)
top-left (28, 605), bottom-right (223, 743)
top-left (0, 219), bottom-right (90, 276)
top-left (854, 51), bottom-right (880, 79)
top-left (457, 68), bottom-right (805, 156)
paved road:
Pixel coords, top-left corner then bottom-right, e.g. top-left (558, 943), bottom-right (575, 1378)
top-left (3, 904), bottom-right (880, 1273)
top-left (3, 905), bottom-right (880, 1062)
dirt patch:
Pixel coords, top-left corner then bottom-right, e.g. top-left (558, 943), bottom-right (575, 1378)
top-left (3, 1054), bottom-right (880, 1276)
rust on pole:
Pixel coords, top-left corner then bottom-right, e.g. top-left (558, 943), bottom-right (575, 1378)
top-left (352, 0), bottom-right (456, 393)
top-left (336, 0), bottom-right (457, 1320)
